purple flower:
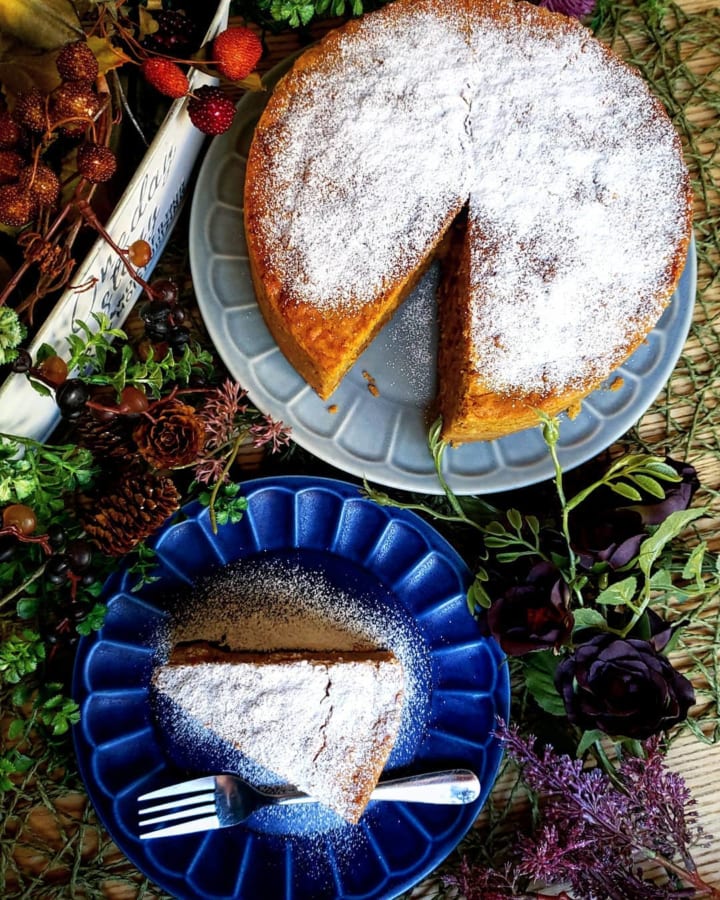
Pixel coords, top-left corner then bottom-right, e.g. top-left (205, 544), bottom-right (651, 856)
top-left (486, 561), bottom-right (574, 656)
top-left (629, 457), bottom-right (700, 526)
top-left (555, 633), bottom-right (695, 739)
top-left (572, 507), bottom-right (645, 571)
top-left (571, 458), bottom-right (700, 569)
top-left (538, 0), bottom-right (598, 19)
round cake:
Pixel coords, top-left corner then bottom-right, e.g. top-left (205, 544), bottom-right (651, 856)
top-left (244, 0), bottom-right (692, 443)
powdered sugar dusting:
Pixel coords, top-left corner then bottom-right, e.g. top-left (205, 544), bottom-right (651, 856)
top-left (463, 19), bottom-right (690, 393)
top-left (151, 553), bottom-right (431, 832)
top-left (251, 6), bottom-right (472, 309)
top-left (153, 652), bottom-right (404, 822)
top-left (248, 0), bottom-right (690, 396)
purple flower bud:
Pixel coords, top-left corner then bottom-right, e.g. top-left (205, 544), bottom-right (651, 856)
top-left (555, 632), bottom-right (695, 739)
top-left (486, 561), bottom-right (574, 656)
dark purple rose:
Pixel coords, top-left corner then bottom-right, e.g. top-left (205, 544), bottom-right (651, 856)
top-left (629, 457), bottom-right (700, 526)
top-left (571, 458), bottom-right (700, 570)
top-left (555, 632), bottom-right (695, 739)
top-left (572, 507), bottom-right (645, 571)
top-left (486, 562), bottom-right (574, 656)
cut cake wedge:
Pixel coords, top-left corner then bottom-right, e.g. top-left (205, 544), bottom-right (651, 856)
top-left (152, 642), bottom-right (405, 823)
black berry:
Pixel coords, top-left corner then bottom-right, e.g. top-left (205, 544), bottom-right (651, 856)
top-left (66, 539), bottom-right (93, 572)
top-left (45, 555), bottom-right (70, 585)
top-left (56, 378), bottom-right (90, 418)
top-left (47, 524), bottom-right (67, 550)
top-left (11, 349), bottom-right (32, 373)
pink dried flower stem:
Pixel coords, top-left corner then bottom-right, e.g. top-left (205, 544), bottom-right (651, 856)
top-left (196, 379), bottom-right (248, 450)
top-left (249, 415), bottom-right (291, 453)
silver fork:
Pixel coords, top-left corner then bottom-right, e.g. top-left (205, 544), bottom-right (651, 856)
top-left (137, 769), bottom-right (480, 839)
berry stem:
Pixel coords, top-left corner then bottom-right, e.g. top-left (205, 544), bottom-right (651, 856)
top-left (208, 431), bottom-right (248, 534)
top-left (0, 525), bottom-right (53, 555)
top-left (75, 199), bottom-right (155, 296)
top-left (0, 204), bottom-right (73, 308)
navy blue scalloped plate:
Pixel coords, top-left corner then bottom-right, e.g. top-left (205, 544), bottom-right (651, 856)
top-left (72, 476), bottom-right (509, 900)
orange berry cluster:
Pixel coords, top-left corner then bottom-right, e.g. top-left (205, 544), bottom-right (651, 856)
top-left (0, 39), bottom-right (117, 228)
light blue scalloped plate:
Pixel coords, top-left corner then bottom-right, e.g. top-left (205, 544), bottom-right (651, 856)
top-left (72, 476), bottom-right (510, 900)
top-left (189, 59), bottom-right (697, 495)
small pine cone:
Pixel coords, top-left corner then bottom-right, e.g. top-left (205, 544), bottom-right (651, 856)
top-left (73, 406), bottom-right (135, 465)
top-left (81, 470), bottom-right (180, 556)
top-left (133, 398), bottom-right (205, 469)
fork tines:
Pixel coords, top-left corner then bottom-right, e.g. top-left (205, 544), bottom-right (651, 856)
top-left (138, 775), bottom-right (220, 839)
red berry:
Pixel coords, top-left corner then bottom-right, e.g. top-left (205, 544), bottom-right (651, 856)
top-left (128, 239), bottom-right (153, 267)
top-left (0, 149), bottom-right (24, 184)
top-left (19, 162), bottom-right (61, 206)
top-left (56, 40), bottom-right (99, 83)
top-left (0, 184), bottom-right (36, 226)
top-left (213, 27), bottom-right (263, 81)
top-left (187, 86), bottom-right (235, 136)
top-left (76, 142), bottom-right (117, 183)
top-left (3, 503), bottom-right (37, 535)
top-left (118, 385), bottom-right (149, 414)
top-left (38, 354), bottom-right (69, 386)
top-left (141, 58), bottom-right (189, 99)
top-left (13, 89), bottom-right (47, 134)
top-left (0, 109), bottom-right (23, 149)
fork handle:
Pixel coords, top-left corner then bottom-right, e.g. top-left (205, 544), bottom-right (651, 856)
top-left (274, 768), bottom-right (480, 807)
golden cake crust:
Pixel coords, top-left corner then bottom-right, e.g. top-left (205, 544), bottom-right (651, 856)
top-left (244, 0), bottom-right (693, 437)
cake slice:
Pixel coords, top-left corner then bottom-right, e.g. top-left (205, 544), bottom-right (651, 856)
top-left (152, 643), bottom-right (405, 823)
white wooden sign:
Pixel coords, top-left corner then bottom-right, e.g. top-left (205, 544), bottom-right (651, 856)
top-left (0, 0), bottom-right (231, 441)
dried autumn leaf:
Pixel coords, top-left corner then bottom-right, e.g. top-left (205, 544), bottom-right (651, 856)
top-left (88, 35), bottom-right (132, 76)
top-left (137, 6), bottom-right (159, 41)
top-left (0, 0), bottom-right (82, 50)
top-left (235, 72), bottom-right (264, 92)
top-left (0, 46), bottom-right (63, 98)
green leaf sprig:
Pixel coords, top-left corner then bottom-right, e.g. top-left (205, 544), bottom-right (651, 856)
top-left (35, 312), bottom-right (215, 400)
top-left (0, 434), bottom-right (96, 521)
top-left (364, 413), bottom-right (720, 744)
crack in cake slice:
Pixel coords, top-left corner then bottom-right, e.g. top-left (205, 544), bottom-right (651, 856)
top-left (152, 642), bottom-right (405, 823)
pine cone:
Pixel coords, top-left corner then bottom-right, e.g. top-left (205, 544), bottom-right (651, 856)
top-left (73, 407), bottom-right (135, 465)
top-left (133, 398), bottom-right (205, 469)
top-left (81, 471), bottom-right (180, 556)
